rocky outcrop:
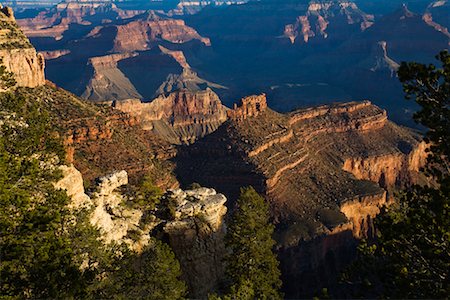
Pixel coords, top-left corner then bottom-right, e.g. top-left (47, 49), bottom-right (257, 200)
top-left (227, 93), bottom-right (268, 121)
top-left (113, 88), bottom-right (228, 144)
top-left (55, 168), bottom-right (151, 251)
top-left (340, 192), bottom-right (387, 238)
top-left (156, 68), bottom-right (226, 96)
top-left (0, 6), bottom-right (46, 88)
top-left (82, 52), bottom-right (142, 101)
top-left (177, 97), bottom-right (426, 238)
top-left (0, 48), bottom-right (46, 88)
top-left (163, 188), bottom-right (227, 298)
top-left (90, 171), bottom-right (151, 250)
top-left (284, 1), bottom-right (374, 44)
top-left (169, 0), bottom-right (247, 16)
top-left (112, 14), bottom-right (211, 52)
top-left (56, 163), bottom-right (228, 296)
top-left (422, 12), bottom-right (450, 41)
top-left (55, 165), bottom-right (91, 209)
top-left (175, 97), bottom-right (427, 297)
top-left (369, 41), bottom-right (400, 76)
top-left (342, 141), bottom-right (428, 189)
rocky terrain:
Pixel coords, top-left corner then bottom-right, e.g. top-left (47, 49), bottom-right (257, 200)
top-left (283, 1), bottom-right (374, 44)
top-left (0, 6), bottom-right (45, 89)
top-left (0, 3), bottom-right (440, 298)
top-left (114, 88), bottom-right (228, 144)
top-left (17, 0), bottom-right (144, 40)
top-left (175, 94), bottom-right (428, 296)
top-left (13, 0), bottom-right (448, 128)
top-left (56, 166), bottom-right (228, 297)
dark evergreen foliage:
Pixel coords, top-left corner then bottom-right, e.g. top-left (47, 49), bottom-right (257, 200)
top-left (223, 187), bottom-right (282, 299)
top-left (342, 51), bottom-right (449, 298)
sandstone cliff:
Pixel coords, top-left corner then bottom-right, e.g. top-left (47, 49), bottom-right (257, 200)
top-left (114, 88), bottom-right (228, 144)
top-left (0, 6), bottom-right (45, 88)
top-left (17, 1), bottom-right (144, 40)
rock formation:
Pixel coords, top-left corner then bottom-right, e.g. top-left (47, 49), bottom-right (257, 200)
top-left (56, 164), bottom-right (228, 296)
top-left (82, 52), bottom-right (142, 101)
top-left (156, 68), bottom-right (226, 96)
top-left (112, 13), bottom-right (211, 52)
top-left (113, 88), bottom-right (228, 144)
top-left (40, 49), bottom-right (71, 60)
top-left (168, 0), bottom-right (248, 16)
top-left (284, 1), bottom-right (374, 44)
top-left (175, 94), bottom-right (428, 296)
top-left (163, 188), bottom-right (228, 298)
top-left (17, 0), bottom-right (145, 40)
top-left (423, 0), bottom-right (450, 43)
top-left (369, 41), bottom-right (400, 76)
top-left (0, 6), bottom-right (45, 88)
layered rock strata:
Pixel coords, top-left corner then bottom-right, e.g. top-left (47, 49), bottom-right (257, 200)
top-left (284, 1), bottom-right (374, 44)
top-left (113, 88), bottom-right (228, 144)
top-left (0, 6), bottom-right (45, 88)
top-left (17, 1), bottom-right (144, 40)
top-left (175, 94), bottom-right (427, 296)
top-left (112, 14), bottom-right (211, 52)
top-left (82, 52), bottom-right (142, 101)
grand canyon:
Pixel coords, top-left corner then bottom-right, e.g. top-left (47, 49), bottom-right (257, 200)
top-left (0, 0), bottom-right (448, 299)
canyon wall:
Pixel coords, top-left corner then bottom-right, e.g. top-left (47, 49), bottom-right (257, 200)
top-left (284, 1), bottom-right (374, 44)
top-left (175, 96), bottom-right (427, 297)
top-left (82, 52), bottom-right (142, 101)
top-left (114, 88), bottom-right (228, 144)
top-left (113, 16), bottom-right (211, 52)
top-left (0, 6), bottom-right (45, 88)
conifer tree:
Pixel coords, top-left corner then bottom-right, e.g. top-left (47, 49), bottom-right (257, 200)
top-left (224, 187), bottom-right (282, 299)
top-left (103, 238), bottom-right (187, 300)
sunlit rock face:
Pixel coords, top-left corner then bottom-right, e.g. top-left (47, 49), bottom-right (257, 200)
top-left (113, 88), bottom-right (228, 144)
top-left (0, 6), bottom-right (45, 89)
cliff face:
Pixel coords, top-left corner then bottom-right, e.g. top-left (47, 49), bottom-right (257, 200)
top-left (82, 52), bottom-right (142, 101)
top-left (114, 88), bottom-right (228, 144)
top-left (342, 141), bottom-right (428, 189)
top-left (284, 1), bottom-right (374, 44)
top-left (0, 7), bottom-right (45, 88)
top-left (0, 48), bottom-right (45, 88)
top-left (175, 95), bottom-right (427, 297)
top-left (112, 14), bottom-right (211, 52)
top-left (17, 1), bottom-right (144, 40)
top-left (15, 85), bottom-right (178, 189)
